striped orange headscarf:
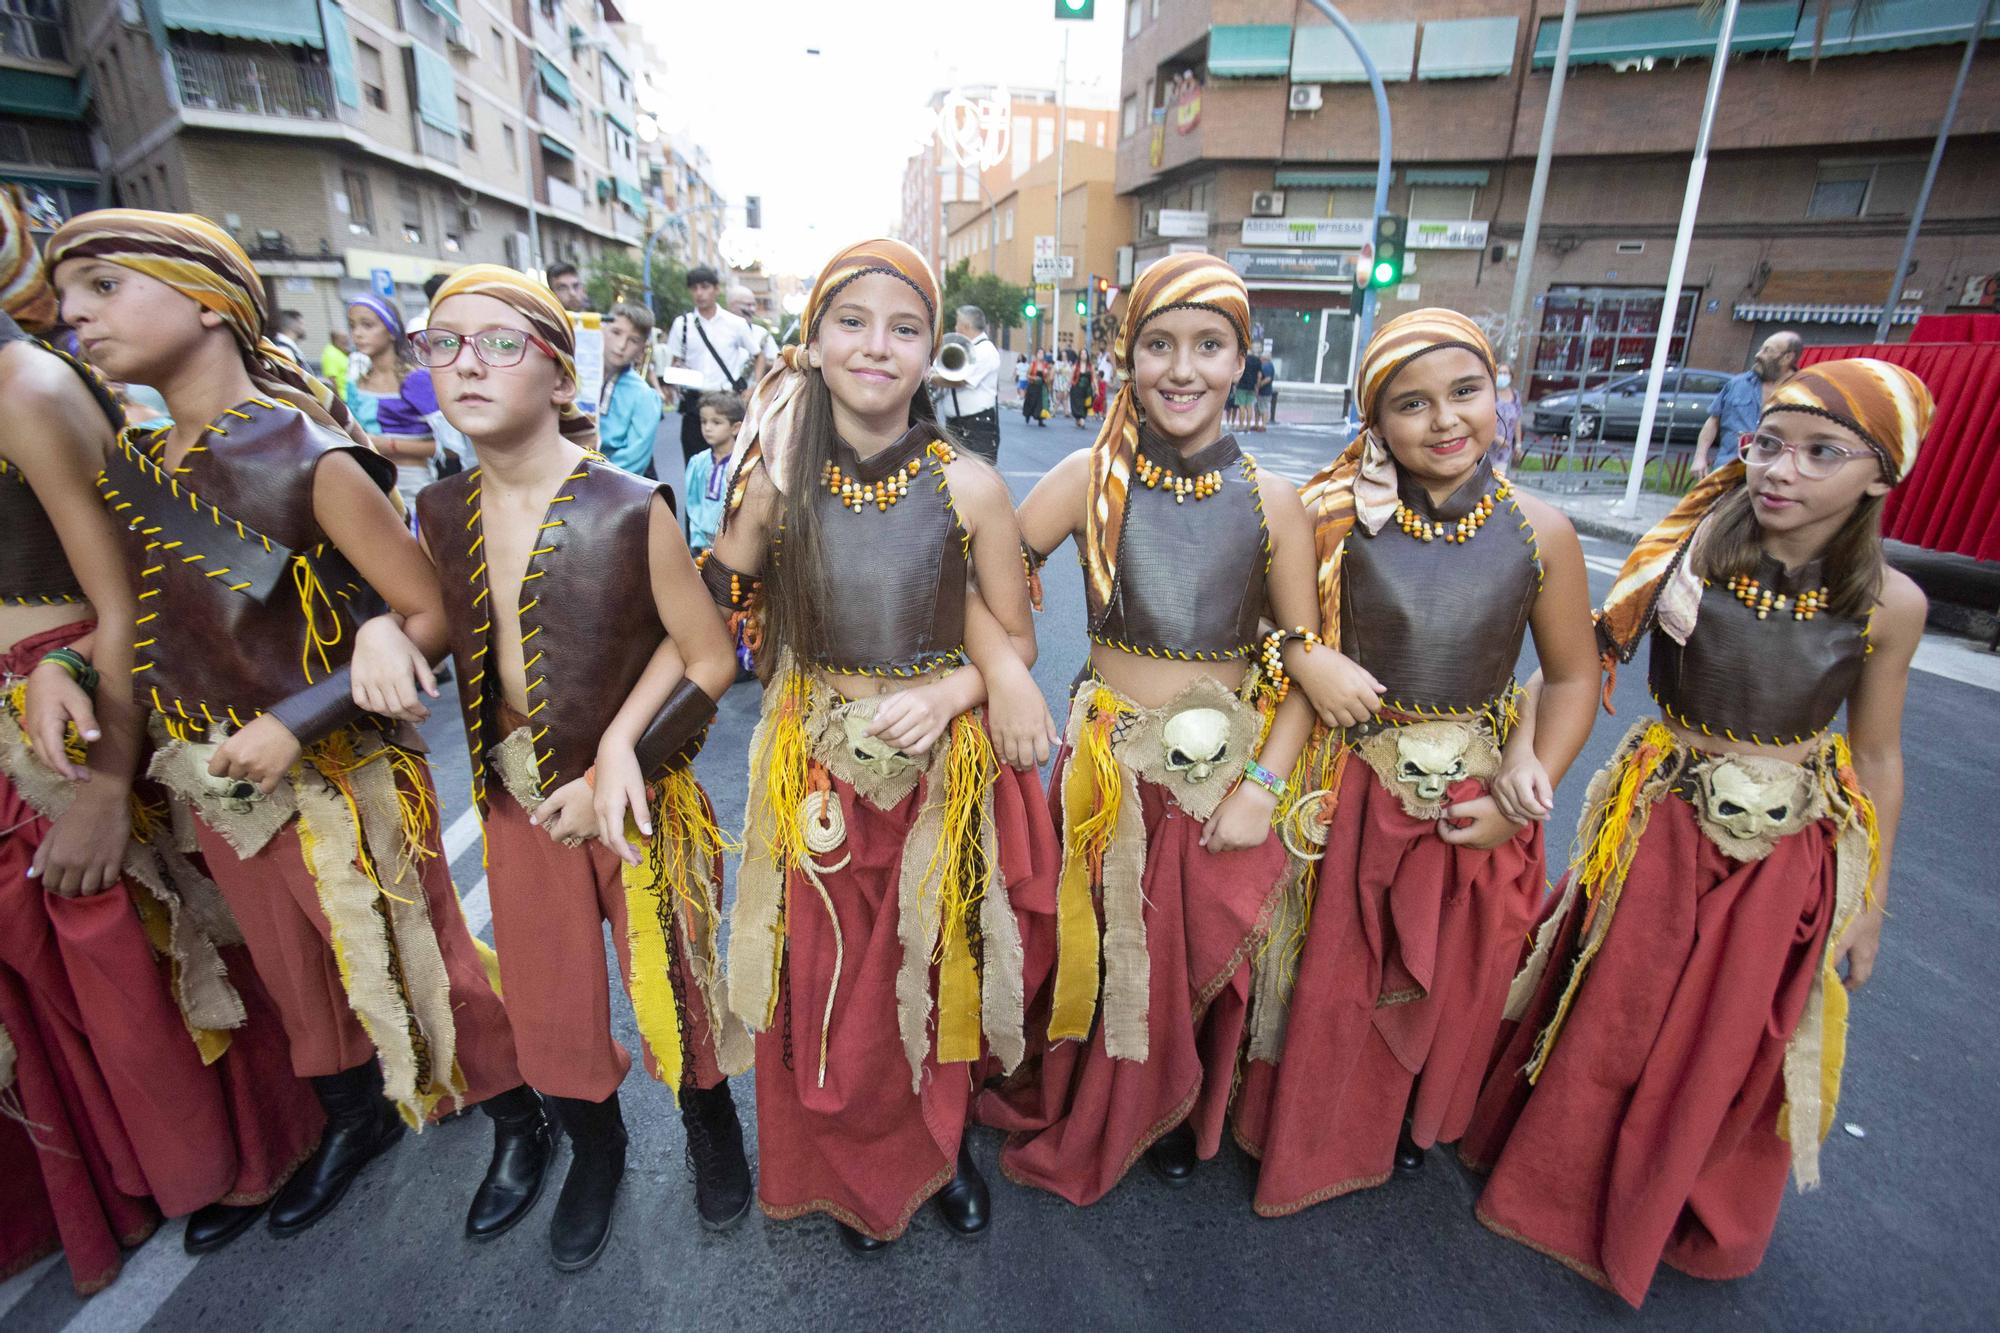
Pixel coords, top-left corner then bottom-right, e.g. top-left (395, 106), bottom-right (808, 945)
top-left (1596, 357), bottom-right (1934, 666)
top-left (1298, 307), bottom-right (1498, 642)
top-left (429, 263), bottom-right (598, 444)
top-left (0, 185), bottom-right (57, 331)
top-left (1082, 252), bottom-right (1251, 613)
top-left (45, 208), bottom-right (370, 449)
top-left (725, 236), bottom-right (940, 516)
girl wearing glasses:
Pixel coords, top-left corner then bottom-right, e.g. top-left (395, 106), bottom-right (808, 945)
top-left (344, 295), bottom-right (441, 511)
top-left (1460, 359), bottom-right (1933, 1306)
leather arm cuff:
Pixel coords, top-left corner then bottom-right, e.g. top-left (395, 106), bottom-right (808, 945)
top-left (698, 550), bottom-right (761, 611)
top-left (634, 677), bottom-right (718, 777)
top-left (265, 667), bottom-right (364, 746)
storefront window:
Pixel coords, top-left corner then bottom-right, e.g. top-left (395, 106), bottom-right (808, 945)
top-left (1250, 291), bottom-right (1356, 388)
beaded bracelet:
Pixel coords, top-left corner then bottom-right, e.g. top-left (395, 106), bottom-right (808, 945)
top-left (1257, 627), bottom-right (1325, 702)
top-left (1242, 760), bottom-right (1289, 801)
top-left (39, 647), bottom-right (99, 695)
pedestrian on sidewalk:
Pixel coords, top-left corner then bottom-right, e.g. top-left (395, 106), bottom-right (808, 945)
top-left (1067, 348), bottom-right (1091, 427)
top-left (668, 266), bottom-right (760, 463)
top-left (1023, 347), bottom-right (1050, 426)
top-left (1692, 331), bottom-right (1801, 474)
top-left (597, 300), bottom-right (664, 477)
top-left (1462, 357), bottom-right (1931, 1307)
top-left (1493, 360), bottom-right (1521, 463)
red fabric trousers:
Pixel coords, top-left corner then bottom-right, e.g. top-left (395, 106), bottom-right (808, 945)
top-left (1232, 761), bottom-right (1545, 1215)
top-left (755, 760), bottom-right (1055, 1242)
top-left (1458, 795), bottom-right (1837, 1308)
top-left (990, 767), bottom-right (1286, 1207)
top-left (189, 759), bottom-right (520, 1104)
top-left (481, 788), bottom-right (726, 1101)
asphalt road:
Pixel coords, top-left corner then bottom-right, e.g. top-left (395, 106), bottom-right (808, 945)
top-left (5, 410), bottom-right (1996, 1332)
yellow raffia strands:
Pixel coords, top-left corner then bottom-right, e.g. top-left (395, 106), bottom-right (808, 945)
top-left (309, 731), bottom-right (439, 901)
top-left (1048, 687), bottom-right (1132, 1042)
top-left (472, 936), bottom-right (504, 997)
top-left (1257, 729), bottom-right (1346, 988)
top-left (1827, 734), bottom-right (1881, 905)
top-left (922, 713), bottom-right (998, 1064)
top-left (290, 554), bottom-right (343, 683)
top-left (747, 664), bottom-right (813, 1024)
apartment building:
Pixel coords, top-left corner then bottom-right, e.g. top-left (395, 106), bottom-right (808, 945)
top-left (0, 0), bottom-right (101, 218)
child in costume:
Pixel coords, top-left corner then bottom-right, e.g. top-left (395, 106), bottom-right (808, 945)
top-left (43, 209), bottom-right (541, 1244)
top-left (1458, 358), bottom-right (1930, 1307)
top-left (703, 237), bottom-right (1057, 1251)
top-left (0, 189), bottom-right (319, 1287)
top-left (363, 264), bottom-right (749, 1271)
top-left (1229, 309), bottom-right (1599, 1213)
top-left (987, 253), bottom-right (1320, 1205)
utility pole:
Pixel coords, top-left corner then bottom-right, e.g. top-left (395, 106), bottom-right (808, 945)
top-left (1505, 0), bottom-right (1579, 365)
top-left (1052, 25), bottom-right (1070, 354)
top-left (1620, 0), bottom-right (1739, 517)
top-left (1304, 2), bottom-right (1392, 419)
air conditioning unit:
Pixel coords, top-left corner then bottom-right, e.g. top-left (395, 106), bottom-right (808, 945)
top-left (1288, 84), bottom-right (1323, 112)
top-left (505, 231), bottom-right (531, 268)
top-left (1142, 207), bottom-right (1160, 235)
top-left (1250, 190), bottom-right (1286, 217)
top-left (460, 205), bottom-right (483, 232)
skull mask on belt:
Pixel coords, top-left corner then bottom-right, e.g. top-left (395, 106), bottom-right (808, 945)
top-left (842, 710), bottom-right (915, 780)
top-left (1162, 707), bottom-right (1231, 784)
top-left (1699, 757), bottom-right (1811, 847)
top-left (1394, 725), bottom-right (1473, 804)
top-left (185, 740), bottom-right (263, 815)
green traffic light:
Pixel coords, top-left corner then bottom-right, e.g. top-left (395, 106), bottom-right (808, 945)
top-left (1301, 311), bottom-right (1313, 323)
top-left (1023, 302), bottom-right (1039, 319)
top-left (1054, 0), bottom-right (1094, 15)
top-left (1076, 296), bottom-right (1088, 315)
top-left (1373, 261), bottom-right (1397, 286)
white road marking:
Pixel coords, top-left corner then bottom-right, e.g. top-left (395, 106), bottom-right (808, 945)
top-left (1583, 555), bottom-right (1626, 577)
top-left (62, 1219), bottom-right (198, 1333)
top-left (1911, 634), bottom-right (2000, 693)
top-left (442, 805), bottom-right (481, 863)
top-left (462, 874), bottom-right (492, 937)
top-left (0, 1254), bottom-right (57, 1320)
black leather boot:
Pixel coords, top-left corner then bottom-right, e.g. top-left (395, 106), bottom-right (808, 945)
top-left (466, 1085), bottom-right (553, 1240)
top-left (183, 1201), bottom-right (266, 1255)
top-left (837, 1221), bottom-right (892, 1254)
top-left (546, 1093), bottom-right (627, 1272)
top-left (268, 1062), bottom-right (404, 1237)
top-left (679, 1081), bottom-right (753, 1231)
top-left (1395, 1125), bottom-right (1427, 1174)
top-left (933, 1138), bottom-right (990, 1236)
top-left (1145, 1121), bottom-right (1199, 1188)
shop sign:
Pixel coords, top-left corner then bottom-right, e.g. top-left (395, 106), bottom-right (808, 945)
top-left (1158, 208), bottom-right (1209, 239)
top-left (1226, 248), bottom-right (1357, 283)
top-left (1407, 219), bottom-right (1489, 250)
top-left (1239, 217), bottom-right (1370, 248)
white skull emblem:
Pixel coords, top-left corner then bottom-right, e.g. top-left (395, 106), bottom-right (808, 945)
top-left (1162, 707), bottom-right (1231, 783)
top-left (842, 710), bottom-right (915, 779)
top-left (1700, 759), bottom-right (1807, 844)
top-left (1394, 726), bottom-right (1472, 804)
top-left (185, 740), bottom-right (263, 814)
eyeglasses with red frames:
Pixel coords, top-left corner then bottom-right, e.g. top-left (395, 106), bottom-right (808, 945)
top-left (407, 327), bottom-right (557, 370)
top-left (1736, 431), bottom-right (1878, 480)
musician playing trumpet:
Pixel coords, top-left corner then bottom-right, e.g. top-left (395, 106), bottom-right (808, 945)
top-left (930, 305), bottom-right (1003, 462)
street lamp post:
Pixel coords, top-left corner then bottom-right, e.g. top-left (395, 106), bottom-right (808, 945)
top-left (1505, 0), bottom-right (1580, 366)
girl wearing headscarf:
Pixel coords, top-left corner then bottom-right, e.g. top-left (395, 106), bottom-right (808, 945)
top-left (1458, 358), bottom-right (1931, 1307)
top-left (344, 294), bottom-right (441, 509)
top-left (42, 209), bottom-right (541, 1245)
top-left (703, 237), bottom-right (1056, 1250)
top-left (0, 190), bottom-right (322, 1289)
top-left (1226, 308), bottom-right (1599, 1215)
top-left (983, 253), bottom-right (1319, 1206)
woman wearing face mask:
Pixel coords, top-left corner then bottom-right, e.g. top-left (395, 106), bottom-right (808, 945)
top-left (1230, 309), bottom-right (1599, 1216)
top-left (344, 295), bottom-right (439, 510)
top-left (703, 238), bottom-right (1057, 1252)
top-left (1493, 360), bottom-right (1521, 464)
top-left (1458, 359), bottom-right (1930, 1308)
top-left (985, 253), bottom-right (1319, 1206)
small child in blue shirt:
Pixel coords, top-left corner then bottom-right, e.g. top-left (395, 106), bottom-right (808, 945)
top-left (683, 390), bottom-right (742, 557)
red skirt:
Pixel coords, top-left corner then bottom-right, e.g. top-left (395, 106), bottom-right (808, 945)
top-left (1232, 759), bottom-right (1545, 1215)
top-left (754, 760), bottom-right (1055, 1241)
top-left (989, 765), bottom-right (1286, 1207)
top-left (1458, 794), bottom-right (1837, 1308)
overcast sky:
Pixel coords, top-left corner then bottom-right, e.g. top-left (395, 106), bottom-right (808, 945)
top-left (624, 0), bottom-right (1130, 275)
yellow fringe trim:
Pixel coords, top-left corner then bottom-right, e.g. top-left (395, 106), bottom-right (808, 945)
top-left (1047, 686), bottom-right (1132, 1043)
top-left (921, 712), bottom-right (997, 1065)
top-left (746, 665), bottom-right (813, 1027)
top-left (1826, 734), bottom-right (1881, 907)
top-left (291, 553), bottom-right (343, 684)
top-left (308, 731), bottom-right (440, 902)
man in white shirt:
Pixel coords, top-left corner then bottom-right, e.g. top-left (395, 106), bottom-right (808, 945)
top-left (669, 265), bottom-right (762, 461)
top-left (728, 284), bottom-right (779, 385)
top-left (932, 304), bottom-right (1002, 462)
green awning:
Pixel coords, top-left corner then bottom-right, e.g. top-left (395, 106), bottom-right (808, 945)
top-left (538, 133), bottom-right (574, 162)
top-left (1292, 21), bottom-right (1416, 83)
top-left (320, 0), bottom-right (360, 109)
top-left (1275, 169), bottom-right (1391, 188)
top-left (1788, 0), bottom-right (2000, 59)
top-left (411, 42), bottom-right (458, 135)
top-left (156, 0), bottom-right (326, 48)
top-left (0, 67), bottom-right (87, 119)
top-left (415, 0), bottom-right (460, 21)
top-left (1407, 167), bottom-right (1490, 187)
top-left (1208, 25), bottom-right (1293, 78)
top-left (595, 177), bottom-right (612, 200)
top-left (605, 110), bottom-right (634, 137)
top-left (535, 55), bottom-right (573, 107)
top-left (1417, 16), bottom-right (1520, 79)
top-left (1533, 2), bottom-right (1799, 68)
top-left (615, 179), bottom-right (646, 212)
top-left (599, 47), bottom-right (630, 80)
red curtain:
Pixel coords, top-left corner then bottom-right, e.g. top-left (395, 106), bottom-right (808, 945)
top-left (1800, 342), bottom-right (2000, 562)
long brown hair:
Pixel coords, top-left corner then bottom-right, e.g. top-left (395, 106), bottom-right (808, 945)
top-left (1691, 486), bottom-right (1886, 618)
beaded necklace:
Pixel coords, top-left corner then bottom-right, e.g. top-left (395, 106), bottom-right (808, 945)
top-left (1394, 477), bottom-right (1512, 544)
top-left (1721, 572), bottom-right (1831, 621)
top-left (823, 456), bottom-right (922, 514)
top-left (1136, 450), bottom-right (1222, 503)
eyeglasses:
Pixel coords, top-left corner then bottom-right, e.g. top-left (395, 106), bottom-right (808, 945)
top-left (407, 327), bottom-right (556, 369)
top-left (1736, 431), bottom-right (1878, 480)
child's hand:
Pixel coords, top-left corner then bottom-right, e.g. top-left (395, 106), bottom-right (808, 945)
top-left (208, 716), bottom-right (303, 795)
top-left (351, 614), bottom-right (437, 722)
top-left (530, 777), bottom-right (599, 848)
top-left (29, 782), bottom-right (129, 897)
top-left (1490, 752), bottom-right (1554, 825)
top-left (591, 744), bottom-right (651, 867)
top-left (1436, 794), bottom-right (1524, 851)
top-left (1292, 647), bottom-right (1385, 729)
top-left (24, 662), bottom-right (98, 781)
top-left (987, 663), bottom-right (1061, 770)
top-left (868, 683), bottom-right (955, 757)
top-left (1201, 781), bottom-right (1278, 854)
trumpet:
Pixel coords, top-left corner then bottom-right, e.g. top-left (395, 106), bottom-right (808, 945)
top-left (933, 332), bottom-right (975, 385)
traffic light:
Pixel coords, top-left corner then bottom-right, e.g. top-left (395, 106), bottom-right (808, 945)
top-left (1053, 0), bottom-right (1095, 18)
top-left (1369, 214), bottom-right (1406, 289)
top-left (744, 195), bottom-right (762, 229)
top-left (1075, 293), bottom-right (1088, 316)
top-left (1095, 275), bottom-right (1109, 294)
top-left (1022, 299), bottom-right (1039, 320)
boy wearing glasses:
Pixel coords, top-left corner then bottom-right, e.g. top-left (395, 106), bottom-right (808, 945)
top-left (385, 265), bottom-right (752, 1271)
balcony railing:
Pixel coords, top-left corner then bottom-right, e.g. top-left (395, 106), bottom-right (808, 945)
top-left (417, 121), bottom-right (459, 166)
top-left (0, 11), bottom-right (67, 63)
top-left (537, 89), bottom-right (581, 147)
top-left (171, 46), bottom-right (335, 122)
top-left (544, 176), bottom-right (584, 215)
top-left (0, 117), bottom-right (92, 169)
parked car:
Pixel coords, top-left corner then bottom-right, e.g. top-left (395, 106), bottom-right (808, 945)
top-left (1530, 367), bottom-right (1732, 444)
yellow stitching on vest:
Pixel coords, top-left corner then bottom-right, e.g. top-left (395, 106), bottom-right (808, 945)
top-left (136, 612), bottom-right (159, 625)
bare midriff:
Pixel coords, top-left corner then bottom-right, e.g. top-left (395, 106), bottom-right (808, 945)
top-left (816, 659), bottom-right (963, 704)
top-left (1663, 713), bottom-right (1823, 766)
top-left (1090, 643), bottom-right (1248, 710)
top-left (0, 600), bottom-right (93, 659)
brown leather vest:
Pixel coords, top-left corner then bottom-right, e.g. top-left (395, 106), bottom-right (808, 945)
top-left (778, 425), bottom-right (968, 676)
top-left (1649, 555), bottom-right (1866, 744)
top-left (420, 455), bottom-right (668, 809)
top-left (0, 313), bottom-right (115, 605)
top-left (105, 400), bottom-right (392, 734)
top-left (1340, 457), bottom-right (1541, 713)
top-left (1088, 431), bottom-right (1268, 660)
